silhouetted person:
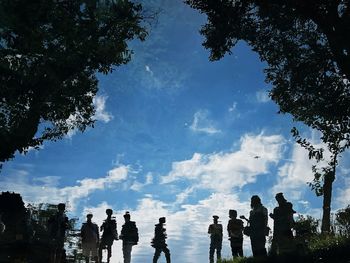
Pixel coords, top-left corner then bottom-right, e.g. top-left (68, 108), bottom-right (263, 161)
top-left (227, 210), bottom-right (244, 258)
top-left (48, 203), bottom-right (69, 263)
top-left (120, 211), bottom-right (139, 263)
top-left (151, 217), bottom-right (171, 263)
top-left (81, 213), bottom-right (99, 263)
top-left (208, 215), bottom-right (223, 263)
top-left (269, 193), bottom-right (296, 255)
top-left (249, 195), bottom-right (268, 257)
top-left (99, 209), bottom-right (117, 263)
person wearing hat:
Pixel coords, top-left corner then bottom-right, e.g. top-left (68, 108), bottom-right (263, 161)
top-left (120, 211), bottom-right (139, 263)
top-left (249, 195), bottom-right (268, 257)
top-left (208, 215), bottom-right (223, 263)
top-left (227, 210), bottom-right (244, 258)
top-left (48, 203), bottom-right (69, 263)
top-left (269, 193), bottom-right (296, 255)
top-left (99, 209), bottom-right (118, 263)
top-left (151, 217), bottom-right (171, 263)
top-left (81, 213), bottom-right (99, 263)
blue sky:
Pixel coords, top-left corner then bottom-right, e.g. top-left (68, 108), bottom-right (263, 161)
top-left (1, 1), bottom-right (350, 262)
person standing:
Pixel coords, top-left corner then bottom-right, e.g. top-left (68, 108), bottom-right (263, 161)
top-left (249, 195), bottom-right (268, 257)
top-left (120, 212), bottom-right (139, 263)
top-left (208, 215), bottom-right (223, 263)
top-left (48, 203), bottom-right (69, 263)
top-left (81, 213), bottom-right (99, 263)
top-left (227, 210), bottom-right (244, 258)
top-left (151, 217), bottom-right (171, 263)
top-left (269, 193), bottom-right (296, 255)
top-left (99, 209), bottom-right (118, 263)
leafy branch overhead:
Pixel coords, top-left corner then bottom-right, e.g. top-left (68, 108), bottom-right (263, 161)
top-left (0, 0), bottom-right (148, 163)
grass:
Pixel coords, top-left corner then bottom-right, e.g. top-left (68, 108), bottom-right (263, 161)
top-left (219, 235), bottom-right (350, 263)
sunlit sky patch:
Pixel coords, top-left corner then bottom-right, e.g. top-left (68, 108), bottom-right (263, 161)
top-left (1, 1), bottom-right (350, 262)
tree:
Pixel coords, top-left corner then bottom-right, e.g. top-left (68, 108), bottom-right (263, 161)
top-left (335, 205), bottom-right (350, 237)
top-left (185, 0), bottom-right (350, 232)
top-left (0, 0), bottom-right (147, 164)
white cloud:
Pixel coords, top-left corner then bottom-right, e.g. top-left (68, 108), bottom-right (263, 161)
top-left (174, 186), bottom-right (194, 204)
top-left (65, 114), bottom-right (79, 138)
top-left (335, 177), bottom-right (350, 208)
top-left (272, 131), bottom-right (331, 201)
top-left (145, 65), bottom-right (154, 76)
top-left (256, 90), bottom-right (270, 103)
top-left (93, 95), bottom-right (113, 123)
top-left (272, 144), bottom-right (315, 199)
top-left (130, 172), bottom-right (153, 191)
top-left (0, 166), bottom-right (129, 210)
top-left (162, 133), bottom-right (285, 192)
top-left (190, 110), bottom-right (221, 135)
top-left (64, 95), bottom-right (113, 139)
top-left (228, 102), bottom-right (237, 112)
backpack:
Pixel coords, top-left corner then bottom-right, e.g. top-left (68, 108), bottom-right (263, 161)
top-left (122, 221), bottom-right (139, 244)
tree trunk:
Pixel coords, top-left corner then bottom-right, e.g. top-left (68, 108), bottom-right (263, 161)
top-left (321, 167), bottom-right (336, 233)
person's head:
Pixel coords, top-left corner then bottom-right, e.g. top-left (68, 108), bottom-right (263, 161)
top-left (275, 192), bottom-right (286, 205)
top-left (57, 203), bottom-right (65, 213)
top-left (213, 215), bottom-right (219, 223)
top-left (251, 195), bottom-right (261, 209)
top-left (86, 213), bottom-right (93, 222)
top-left (106, 209), bottom-right (113, 216)
top-left (159, 217), bottom-right (166, 224)
top-left (229, 209), bottom-right (237, 219)
top-left (123, 211), bottom-right (131, 222)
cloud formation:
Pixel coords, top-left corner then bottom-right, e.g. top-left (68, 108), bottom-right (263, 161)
top-left (190, 110), bottom-right (221, 134)
top-left (256, 90), bottom-right (270, 103)
top-left (272, 144), bottom-right (315, 199)
top-left (0, 166), bottom-right (129, 210)
top-left (93, 95), bottom-right (113, 123)
top-left (162, 133), bottom-right (285, 192)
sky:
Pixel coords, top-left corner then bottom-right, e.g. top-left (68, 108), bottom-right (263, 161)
top-left (1, 0), bottom-right (350, 262)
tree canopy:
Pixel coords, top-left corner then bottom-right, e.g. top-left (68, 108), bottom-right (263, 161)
top-left (0, 0), bottom-right (147, 164)
top-left (185, 0), bottom-right (350, 232)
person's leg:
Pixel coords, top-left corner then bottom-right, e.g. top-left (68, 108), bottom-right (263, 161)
top-left (153, 248), bottom-right (161, 263)
top-left (90, 242), bottom-right (98, 263)
top-left (163, 246), bottom-right (171, 263)
top-left (81, 242), bottom-right (89, 263)
top-left (250, 236), bottom-right (257, 257)
top-left (270, 235), bottom-right (278, 256)
top-left (209, 243), bottom-right (215, 263)
top-left (238, 244), bottom-right (243, 257)
top-left (107, 245), bottom-right (112, 263)
top-left (256, 235), bottom-right (267, 256)
top-left (123, 243), bottom-right (132, 263)
top-left (230, 240), bottom-right (237, 257)
top-left (98, 243), bottom-right (103, 263)
top-left (217, 245), bottom-right (222, 261)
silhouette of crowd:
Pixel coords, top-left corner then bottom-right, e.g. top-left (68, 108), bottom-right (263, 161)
top-left (207, 193), bottom-right (296, 262)
top-left (0, 191), bottom-right (298, 263)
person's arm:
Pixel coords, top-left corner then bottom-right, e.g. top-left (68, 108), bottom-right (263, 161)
top-left (208, 225), bottom-right (211, 234)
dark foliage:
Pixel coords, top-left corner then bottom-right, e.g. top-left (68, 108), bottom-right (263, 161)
top-left (0, 0), bottom-right (147, 164)
top-left (335, 205), bottom-right (350, 237)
